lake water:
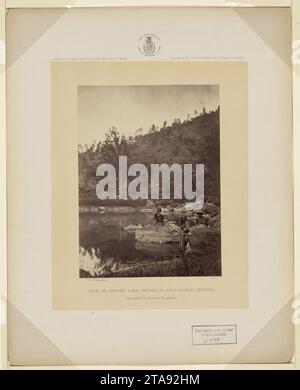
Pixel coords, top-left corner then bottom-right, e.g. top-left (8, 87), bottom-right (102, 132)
top-left (79, 212), bottom-right (178, 264)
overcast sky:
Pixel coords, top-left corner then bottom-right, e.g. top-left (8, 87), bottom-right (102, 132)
top-left (78, 85), bottom-right (219, 145)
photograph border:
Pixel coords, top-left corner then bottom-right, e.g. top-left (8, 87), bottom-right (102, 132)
top-left (52, 61), bottom-right (248, 312)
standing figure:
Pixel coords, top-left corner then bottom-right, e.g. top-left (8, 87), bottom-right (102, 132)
top-left (178, 221), bottom-right (191, 257)
top-left (154, 207), bottom-right (164, 225)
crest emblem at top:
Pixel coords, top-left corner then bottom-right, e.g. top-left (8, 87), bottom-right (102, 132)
top-left (138, 34), bottom-right (161, 57)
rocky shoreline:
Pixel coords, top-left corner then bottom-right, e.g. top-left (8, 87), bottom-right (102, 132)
top-left (80, 225), bottom-right (221, 279)
top-left (79, 200), bottom-right (221, 277)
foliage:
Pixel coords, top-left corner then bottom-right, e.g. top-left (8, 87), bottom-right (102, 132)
top-left (79, 107), bottom-right (220, 206)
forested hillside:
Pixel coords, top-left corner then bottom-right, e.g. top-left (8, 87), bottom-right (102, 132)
top-left (79, 107), bottom-right (220, 207)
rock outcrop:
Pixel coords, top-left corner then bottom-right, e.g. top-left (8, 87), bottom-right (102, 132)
top-left (134, 225), bottom-right (180, 244)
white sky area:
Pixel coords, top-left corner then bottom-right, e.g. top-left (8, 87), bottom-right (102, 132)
top-left (78, 85), bottom-right (219, 145)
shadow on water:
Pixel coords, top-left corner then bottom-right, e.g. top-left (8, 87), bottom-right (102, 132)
top-left (79, 211), bottom-right (221, 278)
top-left (79, 212), bottom-right (177, 264)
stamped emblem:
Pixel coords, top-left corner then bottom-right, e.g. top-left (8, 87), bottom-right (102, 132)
top-left (138, 34), bottom-right (161, 56)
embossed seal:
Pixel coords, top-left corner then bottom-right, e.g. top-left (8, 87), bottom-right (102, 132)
top-left (138, 34), bottom-right (161, 57)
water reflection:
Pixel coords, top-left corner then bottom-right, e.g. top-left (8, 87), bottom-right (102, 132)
top-left (79, 212), bottom-right (178, 277)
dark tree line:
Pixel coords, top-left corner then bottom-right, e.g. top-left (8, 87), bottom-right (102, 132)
top-left (79, 107), bottom-right (220, 206)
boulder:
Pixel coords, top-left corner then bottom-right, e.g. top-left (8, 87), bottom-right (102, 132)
top-left (202, 202), bottom-right (219, 217)
top-left (166, 222), bottom-right (181, 234)
top-left (185, 201), bottom-right (203, 212)
top-left (173, 206), bottom-right (186, 215)
top-left (124, 224), bottom-right (143, 232)
top-left (145, 200), bottom-right (156, 208)
top-left (135, 225), bottom-right (180, 243)
top-left (208, 215), bottom-right (221, 229)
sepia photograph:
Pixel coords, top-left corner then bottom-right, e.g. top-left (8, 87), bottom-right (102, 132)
top-left (5, 2), bottom-right (297, 370)
top-left (78, 85), bottom-right (221, 278)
